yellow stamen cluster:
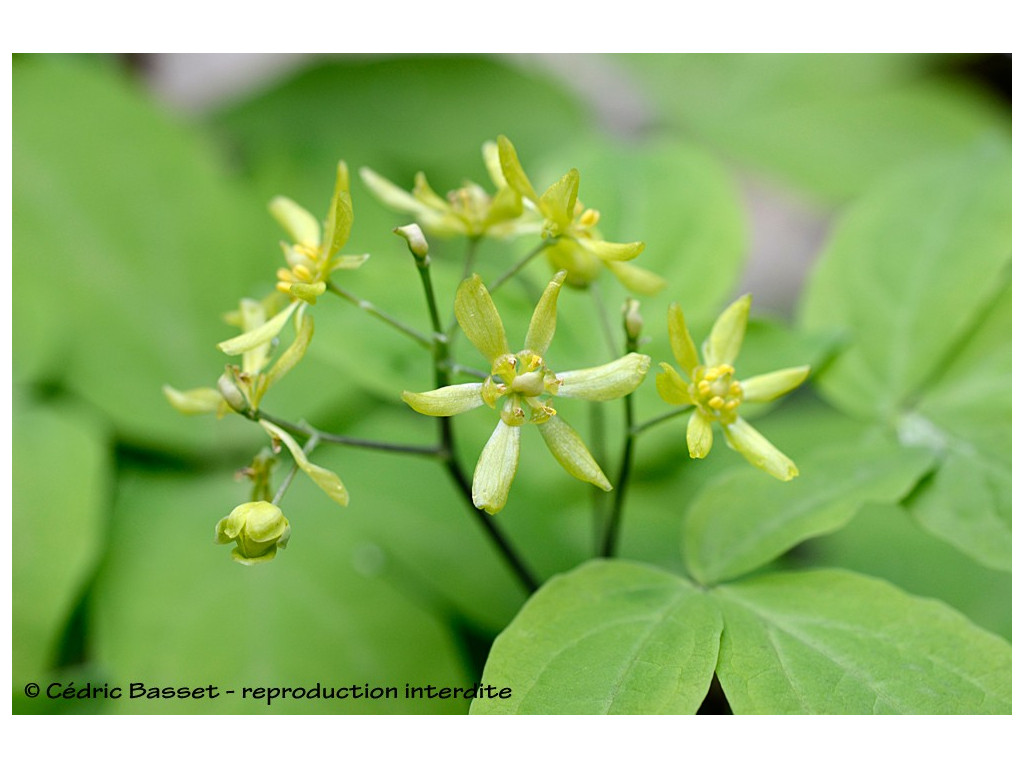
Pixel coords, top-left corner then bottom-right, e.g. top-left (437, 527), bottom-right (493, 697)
top-left (691, 364), bottom-right (743, 424)
top-left (482, 352), bottom-right (562, 425)
top-left (275, 242), bottom-right (322, 294)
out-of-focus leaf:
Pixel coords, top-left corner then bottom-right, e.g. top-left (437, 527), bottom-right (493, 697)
top-left (471, 560), bottom-right (721, 714)
top-left (804, 503), bottom-right (1011, 640)
top-left (91, 469), bottom-right (471, 713)
top-left (905, 283), bottom-right (1010, 570)
top-left (13, 399), bottom-right (110, 690)
top-left (684, 440), bottom-right (934, 585)
top-left (624, 53), bottom-right (1009, 202)
top-left (800, 143), bottom-right (1010, 569)
top-left (715, 569), bottom-right (1011, 714)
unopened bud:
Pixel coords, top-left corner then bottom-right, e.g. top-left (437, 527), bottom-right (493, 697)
top-left (394, 223), bottom-right (430, 262)
top-left (217, 371), bottom-right (248, 414)
top-left (623, 298), bottom-right (644, 341)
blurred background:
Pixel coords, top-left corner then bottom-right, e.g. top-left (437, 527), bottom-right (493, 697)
top-left (12, 53), bottom-right (1011, 713)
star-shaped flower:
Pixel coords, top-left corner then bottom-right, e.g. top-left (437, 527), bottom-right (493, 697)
top-left (497, 135), bottom-right (665, 295)
top-left (360, 141), bottom-right (528, 240)
top-left (402, 271), bottom-right (651, 513)
top-left (656, 296), bottom-right (809, 480)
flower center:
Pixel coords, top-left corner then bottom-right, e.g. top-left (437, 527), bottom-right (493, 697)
top-left (483, 352), bottom-right (561, 424)
top-left (690, 364), bottom-right (743, 424)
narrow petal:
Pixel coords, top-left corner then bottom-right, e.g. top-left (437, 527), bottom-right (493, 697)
top-left (268, 196), bottom-right (320, 248)
top-left (482, 184), bottom-right (523, 228)
top-left (321, 161), bottom-right (354, 259)
top-left (740, 366), bottom-right (811, 403)
top-left (556, 353), bottom-right (651, 401)
top-left (537, 416), bottom-right (612, 491)
top-left (218, 302), bottom-right (298, 357)
top-left (703, 294), bottom-right (751, 367)
top-left (497, 135), bottom-right (539, 203)
top-left (260, 420), bottom-right (350, 506)
top-left (163, 385), bottom-right (223, 415)
top-left (667, 303), bottom-right (699, 374)
top-left (455, 274), bottom-right (509, 363)
top-left (655, 363), bottom-right (693, 405)
top-left (402, 383), bottom-right (485, 416)
top-left (482, 140), bottom-right (505, 189)
top-left (723, 417), bottom-right (798, 481)
top-left (360, 167), bottom-right (433, 216)
top-left (524, 270), bottom-right (566, 355)
top-left (264, 312), bottom-right (314, 390)
top-left (239, 297), bottom-right (270, 374)
top-left (577, 237), bottom-right (645, 262)
top-left (329, 253), bottom-right (370, 272)
top-left (605, 259), bottom-right (667, 295)
top-left (472, 420), bottom-right (520, 514)
top-left (538, 169), bottom-right (579, 231)
top-left (687, 410), bottom-right (713, 459)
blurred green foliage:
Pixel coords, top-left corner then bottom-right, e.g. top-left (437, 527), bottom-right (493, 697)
top-left (13, 53), bottom-right (1010, 715)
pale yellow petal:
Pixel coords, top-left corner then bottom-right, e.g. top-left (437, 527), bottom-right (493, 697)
top-left (537, 416), bottom-right (611, 491)
top-left (523, 270), bottom-right (566, 356)
top-left (497, 135), bottom-right (539, 203)
top-left (577, 237), bottom-right (645, 262)
top-left (321, 161), bottom-right (353, 259)
top-left (218, 302), bottom-right (298, 357)
top-left (260, 420), bottom-right (349, 506)
top-left (704, 294), bottom-right (750, 367)
top-left (455, 274), bottom-right (509, 363)
top-left (740, 366), bottom-right (810, 403)
top-left (655, 363), bottom-right (693, 406)
top-left (605, 259), bottom-right (666, 295)
top-left (667, 303), bottom-right (700, 375)
top-left (268, 196), bottom-right (320, 248)
top-left (538, 169), bottom-right (579, 231)
top-left (556, 353), bottom-right (651, 401)
top-left (687, 410), bottom-right (713, 459)
top-left (162, 385), bottom-right (223, 415)
top-left (723, 417), bottom-right (798, 481)
top-left (402, 383), bottom-right (485, 416)
top-left (472, 420), bottom-right (520, 514)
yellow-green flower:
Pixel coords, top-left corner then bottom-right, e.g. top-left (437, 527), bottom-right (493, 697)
top-left (215, 501), bottom-right (291, 565)
top-left (403, 271), bottom-right (651, 513)
top-left (497, 135), bottom-right (665, 295)
top-left (656, 296), bottom-right (809, 480)
top-left (269, 160), bottom-right (368, 304)
top-left (360, 142), bottom-right (528, 239)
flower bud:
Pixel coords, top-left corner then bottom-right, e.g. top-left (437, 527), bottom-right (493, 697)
top-left (394, 223), bottom-right (430, 262)
top-left (623, 298), bottom-right (644, 342)
top-left (215, 501), bottom-right (291, 565)
top-left (217, 372), bottom-right (248, 414)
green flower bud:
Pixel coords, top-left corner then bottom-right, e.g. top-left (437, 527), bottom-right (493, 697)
top-left (394, 223), bottom-right (430, 261)
top-left (215, 501), bottom-right (291, 565)
top-left (217, 372), bottom-right (248, 414)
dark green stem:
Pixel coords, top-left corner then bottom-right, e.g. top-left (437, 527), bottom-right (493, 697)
top-left (253, 410), bottom-right (442, 457)
top-left (415, 253), bottom-right (541, 594)
top-left (600, 332), bottom-right (639, 558)
top-left (631, 406), bottom-right (692, 437)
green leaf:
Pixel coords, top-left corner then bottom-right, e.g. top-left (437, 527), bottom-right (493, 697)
top-left (625, 53), bottom-right (1009, 202)
top-left (13, 399), bottom-right (110, 688)
top-left (471, 560), bottom-right (722, 714)
top-left (905, 283), bottom-right (1010, 570)
top-left (684, 440), bottom-right (935, 585)
top-left (714, 569), bottom-right (1011, 714)
top-left (799, 141), bottom-right (1010, 420)
top-left (91, 469), bottom-right (471, 713)
top-left (806, 503), bottom-right (1011, 640)
top-left (800, 143), bottom-right (1010, 569)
